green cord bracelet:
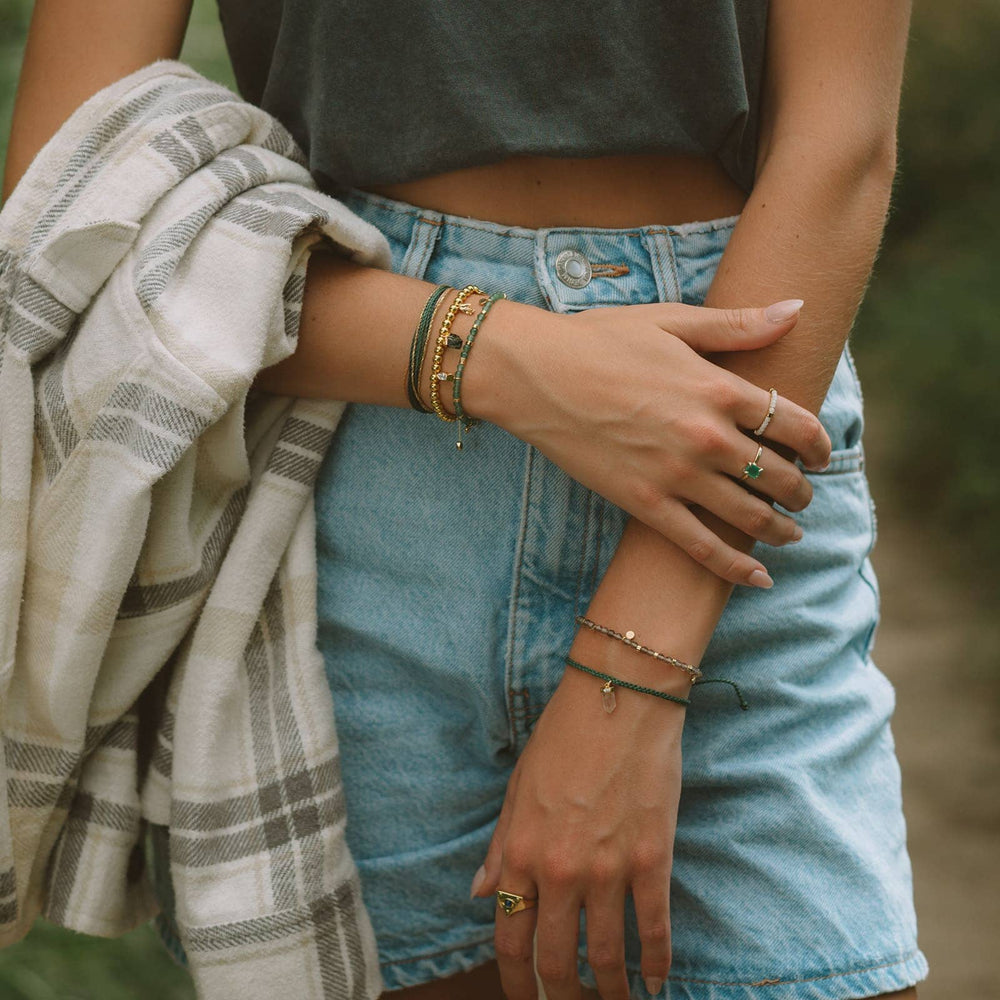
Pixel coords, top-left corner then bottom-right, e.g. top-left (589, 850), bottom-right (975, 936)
top-left (565, 655), bottom-right (691, 710)
top-left (564, 655), bottom-right (749, 712)
top-left (406, 283), bottom-right (452, 414)
top-left (452, 290), bottom-right (507, 450)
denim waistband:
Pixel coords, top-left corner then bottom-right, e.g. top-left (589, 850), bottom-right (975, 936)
top-left (327, 182), bottom-right (742, 311)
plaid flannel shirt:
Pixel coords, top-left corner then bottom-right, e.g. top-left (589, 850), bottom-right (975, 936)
top-left (0, 60), bottom-right (393, 998)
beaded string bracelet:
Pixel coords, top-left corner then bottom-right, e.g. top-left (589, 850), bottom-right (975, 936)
top-left (406, 283), bottom-right (452, 413)
top-left (574, 615), bottom-right (703, 682)
top-left (452, 290), bottom-right (506, 450)
top-left (428, 284), bottom-right (483, 423)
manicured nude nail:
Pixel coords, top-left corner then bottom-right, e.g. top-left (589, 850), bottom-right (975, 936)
top-left (790, 526), bottom-right (804, 543)
top-left (765, 298), bottom-right (804, 322)
top-left (469, 864), bottom-right (487, 899)
top-left (644, 977), bottom-right (664, 995)
top-left (749, 569), bottom-right (774, 588)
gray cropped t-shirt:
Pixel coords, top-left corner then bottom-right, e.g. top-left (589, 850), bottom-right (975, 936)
top-left (216, 0), bottom-right (770, 196)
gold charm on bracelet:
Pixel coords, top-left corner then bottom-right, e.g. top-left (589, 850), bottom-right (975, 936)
top-left (428, 285), bottom-right (483, 423)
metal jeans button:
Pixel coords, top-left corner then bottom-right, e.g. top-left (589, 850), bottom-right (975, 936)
top-left (554, 248), bottom-right (593, 289)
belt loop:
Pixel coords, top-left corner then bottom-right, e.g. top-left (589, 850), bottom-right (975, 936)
top-left (399, 210), bottom-right (445, 281)
top-left (639, 228), bottom-right (682, 304)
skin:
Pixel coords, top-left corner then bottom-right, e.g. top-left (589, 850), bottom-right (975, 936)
top-left (2, 2), bottom-right (916, 998)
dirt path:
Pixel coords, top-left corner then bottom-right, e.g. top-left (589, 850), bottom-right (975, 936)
top-left (865, 427), bottom-right (1000, 998)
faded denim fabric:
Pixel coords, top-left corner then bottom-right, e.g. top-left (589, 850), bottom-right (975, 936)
top-left (155, 183), bottom-right (929, 999)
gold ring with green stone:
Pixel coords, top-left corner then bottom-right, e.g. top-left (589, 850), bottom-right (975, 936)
top-left (742, 443), bottom-right (765, 481)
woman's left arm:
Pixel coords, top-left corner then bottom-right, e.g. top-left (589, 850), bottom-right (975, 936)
top-left (475, 4), bottom-right (913, 999)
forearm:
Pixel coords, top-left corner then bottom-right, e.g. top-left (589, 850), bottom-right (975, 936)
top-left (574, 148), bottom-right (897, 679)
top-left (252, 249), bottom-right (532, 413)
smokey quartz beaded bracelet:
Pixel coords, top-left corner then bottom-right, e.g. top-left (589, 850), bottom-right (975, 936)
top-left (574, 615), bottom-right (703, 682)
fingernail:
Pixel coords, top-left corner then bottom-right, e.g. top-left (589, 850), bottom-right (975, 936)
top-left (765, 298), bottom-right (804, 323)
top-left (749, 569), bottom-right (774, 588)
top-left (469, 865), bottom-right (487, 899)
top-left (644, 977), bottom-right (664, 996)
top-left (790, 525), bottom-right (804, 543)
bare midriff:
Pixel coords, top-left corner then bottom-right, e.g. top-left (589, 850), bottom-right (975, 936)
top-left (365, 151), bottom-right (750, 231)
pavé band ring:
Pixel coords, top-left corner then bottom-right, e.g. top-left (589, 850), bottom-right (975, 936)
top-left (754, 387), bottom-right (778, 436)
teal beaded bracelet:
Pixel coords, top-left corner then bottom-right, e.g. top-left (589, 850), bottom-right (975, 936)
top-left (452, 289), bottom-right (507, 450)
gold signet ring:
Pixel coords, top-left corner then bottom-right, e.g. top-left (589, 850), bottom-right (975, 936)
top-left (496, 889), bottom-right (538, 916)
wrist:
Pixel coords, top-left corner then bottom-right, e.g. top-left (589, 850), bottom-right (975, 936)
top-left (567, 626), bottom-right (696, 704)
top-left (456, 296), bottom-right (566, 432)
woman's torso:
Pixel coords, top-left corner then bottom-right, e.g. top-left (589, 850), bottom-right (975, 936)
top-left (216, 0), bottom-right (767, 228)
top-left (365, 150), bottom-right (751, 230)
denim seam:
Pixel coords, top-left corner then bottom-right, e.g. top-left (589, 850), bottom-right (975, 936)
top-left (534, 234), bottom-right (559, 312)
top-left (856, 444), bottom-right (881, 660)
top-left (504, 441), bottom-right (536, 744)
top-left (399, 218), bottom-right (439, 282)
top-left (663, 234), bottom-right (682, 304)
top-left (649, 232), bottom-right (672, 303)
top-left (587, 496), bottom-right (606, 606)
top-left (413, 216), bottom-right (443, 279)
top-left (380, 931), bottom-right (497, 967)
top-left (640, 229), bottom-right (681, 305)
top-left (664, 946), bottom-right (924, 987)
top-left (572, 488), bottom-right (594, 620)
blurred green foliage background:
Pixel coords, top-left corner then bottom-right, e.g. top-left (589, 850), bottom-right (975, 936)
top-left (0, 0), bottom-right (997, 997)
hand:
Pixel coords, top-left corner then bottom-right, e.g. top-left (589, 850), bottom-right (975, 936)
top-left (465, 298), bottom-right (832, 587)
top-left (470, 662), bottom-right (685, 1000)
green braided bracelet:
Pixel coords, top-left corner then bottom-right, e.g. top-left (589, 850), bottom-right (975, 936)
top-left (406, 283), bottom-right (452, 414)
top-left (565, 655), bottom-right (691, 711)
top-left (452, 289), bottom-right (507, 450)
top-left (564, 655), bottom-right (749, 713)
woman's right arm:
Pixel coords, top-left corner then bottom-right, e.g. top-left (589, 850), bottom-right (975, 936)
top-left (1, 0), bottom-right (194, 203)
top-left (3, 4), bottom-right (829, 585)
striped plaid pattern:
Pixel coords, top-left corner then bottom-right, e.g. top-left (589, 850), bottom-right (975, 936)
top-left (0, 61), bottom-right (393, 998)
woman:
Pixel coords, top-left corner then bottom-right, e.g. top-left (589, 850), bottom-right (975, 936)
top-left (3, 2), bottom-right (925, 998)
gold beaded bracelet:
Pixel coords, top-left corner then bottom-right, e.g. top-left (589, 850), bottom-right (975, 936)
top-left (428, 284), bottom-right (484, 423)
top-left (573, 615), bottom-right (703, 682)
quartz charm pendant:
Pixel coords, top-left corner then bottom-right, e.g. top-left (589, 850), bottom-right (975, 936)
top-left (601, 680), bottom-right (617, 714)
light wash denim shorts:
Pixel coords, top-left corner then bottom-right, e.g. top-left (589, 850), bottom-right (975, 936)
top-left (152, 184), bottom-right (929, 999)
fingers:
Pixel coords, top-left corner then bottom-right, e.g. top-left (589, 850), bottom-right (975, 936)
top-left (534, 880), bottom-right (585, 1000)
top-left (637, 498), bottom-right (775, 588)
top-left (692, 475), bottom-right (804, 547)
top-left (647, 299), bottom-right (803, 353)
top-left (472, 757), bottom-right (524, 900)
top-left (730, 383), bottom-right (832, 472)
top-left (721, 440), bottom-right (814, 512)
top-left (632, 870), bottom-right (672, 996)
top-left (583, 881), bottom-right (630, 1000)
top-left (494, 880), bottom-right (540, 1000)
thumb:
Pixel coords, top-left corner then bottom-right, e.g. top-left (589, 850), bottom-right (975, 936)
top-left (470, 758), bottom-right (523, 899)
top-left (661, 297), bottom-right (804, 353)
